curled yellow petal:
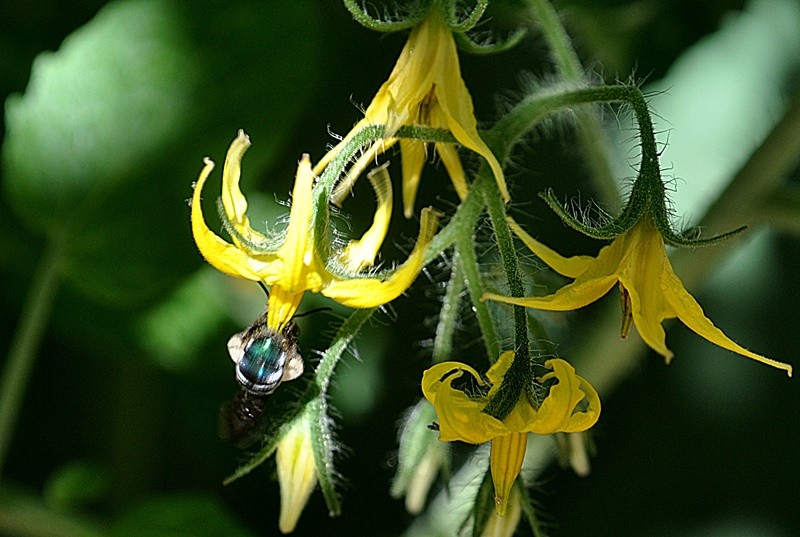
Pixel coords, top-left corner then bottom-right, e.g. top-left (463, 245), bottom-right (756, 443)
top-left (330, 137), bottom-right (397, 207)
top-left (323, 207), bottom-right (440, 307)
top-left (218, 129), bottom-right (270, 249)
top-left (421, 361), bottom-right (503, 444)
top-left (190, 157), bottom-right (266, 282)
top-left (534, 359), bottom-right (601, 433)
top-left (423, 353), bottom-right (600, 445)
top-left (220, 130), bottom-right (250, 225)
top-left (341, 164), bottom-right (393, 272)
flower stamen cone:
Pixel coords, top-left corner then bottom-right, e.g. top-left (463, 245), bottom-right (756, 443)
top-left (489, 432), bottom-right (527, 516)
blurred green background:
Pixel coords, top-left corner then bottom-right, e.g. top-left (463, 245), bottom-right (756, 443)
top-left (1, 0), bottom-right (798, 535)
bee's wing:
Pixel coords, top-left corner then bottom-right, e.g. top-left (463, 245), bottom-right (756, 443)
top-left (281, 351), bottom-right (304, 382)
top-left (227, 331), bottom-right (247, 364)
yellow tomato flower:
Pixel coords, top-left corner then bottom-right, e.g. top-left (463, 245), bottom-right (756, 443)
top-left (192, 130), bottom-right (439, 330)
top-left (422, 352), bottom-right (600, 514)
top-left (315, 9), bottom-right (507, 217)
top-left (483, 216), bottom-right (793, 376)
top-left (276, 414), bottom-right (317, 534)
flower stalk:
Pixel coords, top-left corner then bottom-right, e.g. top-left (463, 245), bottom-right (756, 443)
top-left (0, 234), bottom-right (66, 479)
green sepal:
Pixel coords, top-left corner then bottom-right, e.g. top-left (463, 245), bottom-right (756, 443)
top-left (307, 397), bottom-right (341, 516)
top-left (308, 308), bottom-right (375, 514)
top-left (651, 204), bottom-right (748, 248)
top-left (439, 0), bottom-right (488, 33)
top-left (342, 0), bottom-right (433, 32)
top-left (216, 198), bottom-right (283, 253)
top-left (539, 188), bottom-right (627, 240)
top-left (454, 27), bottom-right (528, 55)
top-left (470, 466), bottom-right (496, 537)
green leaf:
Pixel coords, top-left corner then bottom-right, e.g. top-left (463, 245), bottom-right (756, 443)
top-left (470, 468), bottom-right (495, 537)
top-left (2, 0), bottom-right (322, 307)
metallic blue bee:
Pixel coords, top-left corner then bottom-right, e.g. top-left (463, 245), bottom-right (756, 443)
top-left (227, 314), bottom-right (303, 394)
top-left (219, 313), bottom-right (303, 446)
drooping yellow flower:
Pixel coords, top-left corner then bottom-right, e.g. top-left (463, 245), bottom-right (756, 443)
top-left (276, 414), bottom-right (317, 534)
top-left (192, 130), bottom-right (439, 330)
top-left (422, 352), bottom-right (600, 514)
top-left (483, 216), bottom-right (793, 376)
top-left (314, 9), bottom-right (507, 217)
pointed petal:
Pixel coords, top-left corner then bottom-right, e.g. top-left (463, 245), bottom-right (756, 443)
top-left (220, 130), bottom-right (251, 223)
top-left (445, 115), bottom-right (508, 202)
top-left (623, 278), bottom-right (674, 361)
top-left (219, 130), bottom-right (270, 247)
top-left (267, 285), bottom-right (305, 332)
top-left (508, 218), bottom-right (593, 278)
top-left (277, 155), bottom-right (317, 293)
top-left (322, 207), bottom-right (440, 307)
top-left (482, 273), bottom-right (617, 312)
top-left (341, 164), bottom-right (393, 271)
top-left (435, 142), bottom-right (469, 201)
top-left (400, 138), bottom-right (426, 218)
top-left (367, 17), bottom-right (437, 133)
top-left (489, 433), bottom-right (527, 516)
top-left (665, 272), bottom-right (793, 376)
top-left (191, 157), bottom-right (269, 281)
top-left (418, 18), bottom-right (507, 202)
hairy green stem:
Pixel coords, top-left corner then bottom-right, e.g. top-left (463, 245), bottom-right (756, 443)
top-left (455, 225), bottom-right (501, 362)
top-left (490, 84), bottom-right (626, 162)
top-left (424, 178), bottom-right (484, 265)
top-left (0, 235), bottom-right (65, 479)
top-left (432, 253), bottom-right (465, 364)
top-left (314, 308), bottom-right (375, 394)
top-left (481, 189), bottom-right (528, 419)
top-left (526, 0), bottom-right (619, 209)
